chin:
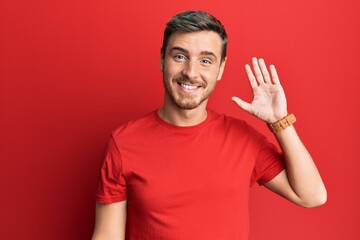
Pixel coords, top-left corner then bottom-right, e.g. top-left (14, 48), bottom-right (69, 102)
top-left (174, 97), bottom-right (206, 110)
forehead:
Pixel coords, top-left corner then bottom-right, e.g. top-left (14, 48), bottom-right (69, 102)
top-left (166, 31), bottom-right (222, 56)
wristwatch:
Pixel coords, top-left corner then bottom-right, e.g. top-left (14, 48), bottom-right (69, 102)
top-left (267, 114), bottom-right (296, 133)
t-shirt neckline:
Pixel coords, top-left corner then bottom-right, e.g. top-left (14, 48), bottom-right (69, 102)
top-left (153, 109), bottom-right (213, 131)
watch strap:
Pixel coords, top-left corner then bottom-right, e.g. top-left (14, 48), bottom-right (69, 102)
top-left (267, 114), bottom-right (296, 133)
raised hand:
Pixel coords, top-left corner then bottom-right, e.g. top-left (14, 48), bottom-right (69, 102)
top-left (232, 57), bottom-right (288, 123)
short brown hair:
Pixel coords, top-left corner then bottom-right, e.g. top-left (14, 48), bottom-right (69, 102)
top-left (161, 11), bottom-right (228, 62)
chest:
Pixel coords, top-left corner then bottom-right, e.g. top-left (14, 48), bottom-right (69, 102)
top-left (120, 132), bottom-right (258, 213)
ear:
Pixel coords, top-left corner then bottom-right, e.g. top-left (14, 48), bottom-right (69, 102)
top-left (160, 56), bottom-right (164, 72)
top-left (217, 57), bottom-right (227, 81)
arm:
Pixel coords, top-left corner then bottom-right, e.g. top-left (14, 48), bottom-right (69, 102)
top-left (265, 125), bottom-right (327, 208)
top-left (232, 57), bottom-right (327, 208)
top-left (92, 201), bottom-right (127, 240)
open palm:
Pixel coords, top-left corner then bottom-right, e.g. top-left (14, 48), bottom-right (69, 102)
top-left (232, 57), bottom-right (288, 123)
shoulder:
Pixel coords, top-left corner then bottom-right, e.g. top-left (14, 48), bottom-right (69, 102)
top-left (112, 110), bottom-right (158, 140)
top-left (207, 109), bottom-right (267, 145)
top-left (208, 109), bottom-right (261, 136)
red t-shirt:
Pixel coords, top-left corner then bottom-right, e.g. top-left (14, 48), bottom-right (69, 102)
top-left (96, 109), bottom-right (284, 240)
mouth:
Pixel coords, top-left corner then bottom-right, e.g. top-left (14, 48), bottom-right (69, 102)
top-left (176, 82), bottom-right (202, 92)
top-left (178, 82), bottom-right (199, 89)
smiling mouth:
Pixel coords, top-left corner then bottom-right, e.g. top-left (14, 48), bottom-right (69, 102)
top-left (177, 82), bottom-right (201, 90)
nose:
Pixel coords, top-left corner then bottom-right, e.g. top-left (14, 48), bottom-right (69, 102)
top-left (182, 59), bottom-right (199, 80)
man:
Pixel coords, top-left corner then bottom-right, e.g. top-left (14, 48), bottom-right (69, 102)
top-left (92, 11), bottom-right (326, 240)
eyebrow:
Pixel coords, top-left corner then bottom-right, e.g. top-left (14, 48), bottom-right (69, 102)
top-left (170, 47), bottom-right (218, 60)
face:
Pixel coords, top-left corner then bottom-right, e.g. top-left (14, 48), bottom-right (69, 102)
top-left (160, 31), bottom-right (226, 110)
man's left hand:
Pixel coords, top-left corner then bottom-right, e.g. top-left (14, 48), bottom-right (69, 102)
top-left (232, 57), bottom-right (288, 123)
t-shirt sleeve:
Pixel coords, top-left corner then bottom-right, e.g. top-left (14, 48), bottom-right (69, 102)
top-left (95, 135), bottom-right (127, 203)
top-left (250, 136), bottom-right (285, 186)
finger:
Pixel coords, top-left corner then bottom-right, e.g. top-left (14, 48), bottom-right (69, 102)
top-left (232, 96), bottom-right (252, 114)
top-left (269, 65), bottom-right (280, 84)
top-left (252, 57), bottom-right (265, 84)
top-left (244, 64), bottom-right (258, 88)
top-left (258, 58), bottom-right (271, 83)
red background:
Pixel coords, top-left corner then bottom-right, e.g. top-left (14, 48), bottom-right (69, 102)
top-left (1, 0), bottom-right (359, 239)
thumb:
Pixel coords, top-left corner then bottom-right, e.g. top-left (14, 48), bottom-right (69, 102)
top-left (232, 97), bottom-right (252, 114)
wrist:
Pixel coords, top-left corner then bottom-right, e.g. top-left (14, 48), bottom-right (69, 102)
top-left (267, 113), bottom-right (296, 133)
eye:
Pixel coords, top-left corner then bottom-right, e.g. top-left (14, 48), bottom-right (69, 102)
top-left (173, 54), bottom-right (187, 62)
top-left (201, 59), bottom-right (212, 65)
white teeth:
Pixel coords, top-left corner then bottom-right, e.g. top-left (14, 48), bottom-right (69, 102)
top-left (180, 83), bottom-right (198, 90)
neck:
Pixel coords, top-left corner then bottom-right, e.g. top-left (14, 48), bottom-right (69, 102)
top-left (158, 98), bottom-right (208, 127)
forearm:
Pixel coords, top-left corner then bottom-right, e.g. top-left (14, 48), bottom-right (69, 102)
top-left (92, 202), bottom-right (127, 240)
top-left (275, 125), bottom-right (327, 207)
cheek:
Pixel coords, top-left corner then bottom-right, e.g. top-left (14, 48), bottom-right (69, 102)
top-left (202, 68), bottom-right (220, 82)
top-left (163, 63), bottom-right (175, 76)
top-left (165, 65), bottom-right (184, 81)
